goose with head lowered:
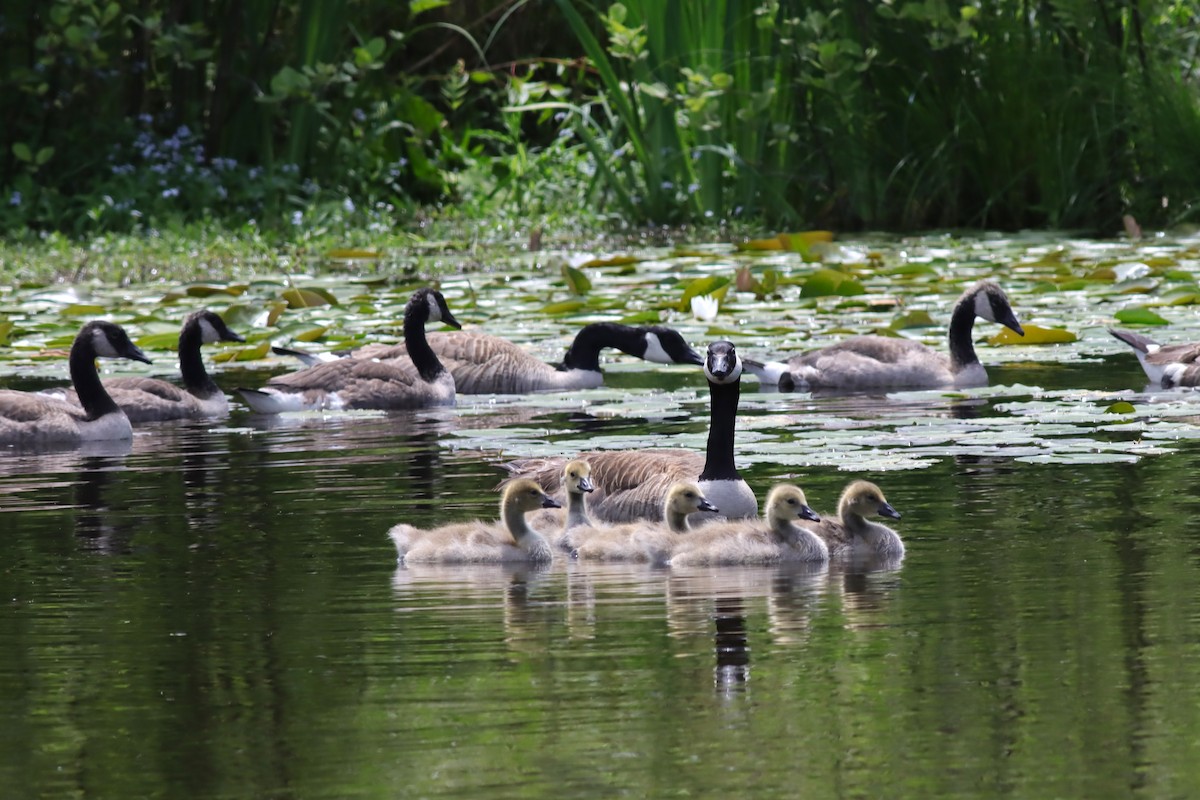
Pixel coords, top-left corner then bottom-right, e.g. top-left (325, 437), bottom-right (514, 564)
top-left (569, 481), bottom-right (718, 562)
top-left (668, 483), bottom-right (827, 567)
top-left (745, 280), bottom-right (1024, 391)
top-left (501, 340), bottom-right (757, 523)
top-left (237, 288), bottom-right (460, 413)
top-left (388, 478), bottom-right (561, 564)
top-left (0, 320), bottom-right (152, 445)
top-left (54, 309), bottom-right (243, 422)
top-left (1109, 328), bottom-right (1200, 388)
top-left (805, 480), bottom-right (904, 559)
top-left (275, 322), bottom-right (704, 394)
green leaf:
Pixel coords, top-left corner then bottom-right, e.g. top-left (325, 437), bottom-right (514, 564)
top-left (281, 288), bottom-right (337, 308)
top-left (802, 268), bottom-right (864, 298)
top-left (12, 142), bottom-right (32, 162)
top-left (678, 275), bottom-right (731, 311)
top-left (1114, 307), bottom-right (1169, 325)
top-left (1105, 401), bottom-right (1136, 414)
top-left (988, 324), bottom-right (1077, 345)
top-left (410, 0), bottom-right (450, 15)
top-left (34, 146), bottom-right (54, 166)
top-left (561, 264), bottom-right (592, 295)
top-left (891, 310), bottom-right (936, 329)
top-left (617, 310), bottom-right (662, 325)
top-left (542, 300), bottom-right (586, 315)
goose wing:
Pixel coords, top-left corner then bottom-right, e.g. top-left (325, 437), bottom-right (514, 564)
top-left (104, 377), bottom-right (193, 403)
top-left (786, 335), bottom-right (949, 388)
top-left (0, 390), bottom-right (92, 443)
top-left (266, 359), bottom-right (426, 409)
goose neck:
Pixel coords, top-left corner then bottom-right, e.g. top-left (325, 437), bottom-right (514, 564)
top-left (562, 323), bottom-right (635, 372)
top-left (69, 336), bottom-right (119, 420)
top-left (947, 295), bottom-right (979, 372)
top-left (178, 322), bottom-right (218, 396)
top-left (566, 491), bottom-right (592, 528)
top-left (698, 378), bottom-right (740, 481)
top-left (404, 306), bottom-right (446, 382)
top-left (665, 508), bottom-right (692, 533)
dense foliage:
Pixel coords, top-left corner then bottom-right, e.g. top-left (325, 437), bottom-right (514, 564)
top-left (3, 0), bottom-right (1200, 237)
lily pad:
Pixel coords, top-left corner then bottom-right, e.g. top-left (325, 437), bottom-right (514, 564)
top-left (988, 324), bottom-right (1077, 345)
top-left (1114, 307), bottom-right (1168, 325)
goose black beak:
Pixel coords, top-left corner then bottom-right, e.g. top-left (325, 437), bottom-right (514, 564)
top-left (1001, 309), bottom-right (1024, 337)
top-left (697, 498), bottom-right (719, 514)
top-left (226, 330), bottom-right (247, 343)
top-left (682, 347), bottom-right (704, 366)
top-left (578, 476), bottom-right (595, 493)
top-left (878, 502), bottom-right (901, 520)
top-left (442, 308), bottom-right (463, 330)
top-left (124, 343), bottom-right (152, 365)
top-left (541, 496), bottom-right (562, 509)
top-left (800, 505), bottom-right (821, 522)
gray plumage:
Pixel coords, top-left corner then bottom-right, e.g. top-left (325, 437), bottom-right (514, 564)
top-left (805, 480), bottom-right (904, 558)
top-left (1110, 328), bottom-right (1200, 388)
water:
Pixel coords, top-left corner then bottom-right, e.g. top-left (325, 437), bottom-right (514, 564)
top-left (6, 230), bottom-right (1200, 797)
top-left (3, 391), bottom-right (1200, 798)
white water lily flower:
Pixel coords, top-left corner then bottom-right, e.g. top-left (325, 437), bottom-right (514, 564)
top-left (691, 294), bottom-right (719, 321)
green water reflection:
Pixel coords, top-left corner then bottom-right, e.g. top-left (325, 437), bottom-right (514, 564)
top-left (1, 411), bottom-right (1199, 799)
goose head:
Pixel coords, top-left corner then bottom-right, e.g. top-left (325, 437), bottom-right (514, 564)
top-left (84, 321), bottom-right (152, 364)
top-left (409, 288), bottom-right (463, 330)
top-left (502, 479), bottom-right (562, 514)
top-left (563, 460), bottom-right (594, 495)
top-left (765, 484), bottom-right (821, 525)
top-left (665, 481), bottom-right (719, 517)
top-left (839, 480), bottom-right (901, 520)
top-left (639, 326), bottom-right (704, 365)
top-left (968, 281), bottom-right (1023, 336)
top-left (704, 340), bottom-right (742, 385)
top-left (190, 309), bottom-right (245, 345)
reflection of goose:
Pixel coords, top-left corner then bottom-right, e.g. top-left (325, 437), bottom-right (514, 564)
top-left (0, 321), bottom-right (151, 445)
top-left (60, 310), bottom-right (243, 421)
top-left (1109, 328), bottom-right (1200, 388)
top-left (279, 323), bottom-right (703, 393)
top-left (806, 480), bottom-right (904, 558)
top-left (237, 288), bottom-right (460, 412)
top-left (387, 478), bottom-right (560, 563)
top-left (668, 484), bottom-right (827, 566)
top-left (570, 482), bottom-right (717, 562)
top-left (502, 341), bottom-right (757, 522)
top-left (746, 280), bottom-right (1024, 390)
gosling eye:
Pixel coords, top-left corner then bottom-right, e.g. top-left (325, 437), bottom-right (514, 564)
top-left (786, 498), bottom-right (797, 505)
top-left (685, 492), bottom-right (695, 499)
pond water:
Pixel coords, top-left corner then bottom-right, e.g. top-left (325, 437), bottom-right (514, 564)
top-left (4, 232), bottom-right (1200, 798)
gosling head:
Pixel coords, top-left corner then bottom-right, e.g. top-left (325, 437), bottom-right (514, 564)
top-left (968, 280), bottom-right (1023, 337)
top-left (563, 459), bottom-right (594, 495)
top-left (765, 484), bottom-right (821, 524)
top-left (409, 287), bottom-right (463, 330)
top-left (190, 309), bottom-right (246, 345)
top-left (665, 482), bottom-right (719, 517)
top-left (640, 326), bottom-right (704, 366)
top-left (840, 480), bottom-right (901, 520)
top-left (704, 340), bottom-right (742, 385)
top-left (502, 479), bottom-right (562, 514)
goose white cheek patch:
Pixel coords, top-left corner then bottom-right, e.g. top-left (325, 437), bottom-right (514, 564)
top-left (199, 318), bottom-right (221, 344)
top-left (974, 291), bottom-right (996, 322)
top-left (642, 333), bottom-right (672, 364)
top-left (91, 328), bottom-right (121, 358)
top-left (426, 293), bottom-right (442, 322)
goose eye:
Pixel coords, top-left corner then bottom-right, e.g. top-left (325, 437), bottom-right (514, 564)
top-left (685, 492), bottom-right (695, 498)
top-left (787, 498), bottom-right (796, 505)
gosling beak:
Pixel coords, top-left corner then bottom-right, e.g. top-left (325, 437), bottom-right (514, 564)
top-left (878, 501), bottom-right (901, 520)
top-left (123, 342), bottom-right (152, 365)
top-left (697, 498), bottom-right (719, 514)
top-left (578, 476), bottom-right (594, 493)
top-left (541, 495), bottom-right (562, 509)
top-left (800, 505), bottom-right (821, 522)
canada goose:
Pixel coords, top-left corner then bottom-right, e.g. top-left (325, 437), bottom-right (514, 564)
top-left (56, 310), bottom-right (243, 422)
top-left (277, 322), bottom-right (704, 394)
top-left (668, 484), bottom-right (827, 567)
top-left (570, 482), bottom-right (718, 562)
top-left (0, 320), bottom-right (152, 445)
top-left (1109, 328), bottom-right (1200, 388)
top-left (806, 480), bottom-right (904, 558)
top-left (745, 280), bottom-right (1024, 391)
top-left (548, 460), bottom-right (595, 549)
top-left (237, 288), bottom-right (461, 412)
top-left (387, 478), bottom-right (561, 564)
top-left (501, 340), bottom-right (757, 522)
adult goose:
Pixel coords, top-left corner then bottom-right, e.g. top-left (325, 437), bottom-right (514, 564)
top-left (745, 280), bottom-right (1024, 391)
top-left (569, 482), bottom-right (718, 562)
top-left (237, 288), bottom-right (460, 413)
top-left (668, 484), bottom-right (826, 566)
top-left (805, 480), bottom-right (904, 558)
top-left (0, 320), bottom-right (152, 445)
top-left (277, 322), bottom-right (704, 394)
top-left (1109, 328), bottom-right (1200, 388)
top-left (388, 478), bottom-right (561, 564)
top-left (56, 309), bottom-right (243, 422)
top-left (501, 340), bottom-right (757, 522)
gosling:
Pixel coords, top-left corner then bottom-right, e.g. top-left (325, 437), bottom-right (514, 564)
top-left (569, 482), bottom-right (717, 563)
top-left (388, 478), bottom-right (561, 564)
top-left (806, 480), bottom-right (904, 558)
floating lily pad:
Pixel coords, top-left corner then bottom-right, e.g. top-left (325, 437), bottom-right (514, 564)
top-left (1114, 307), bottom-right (1168, 325)
top-left (989, 324), bottom-right (1077, 345)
